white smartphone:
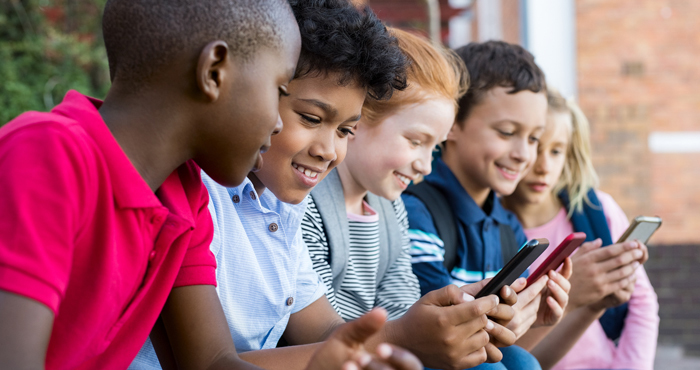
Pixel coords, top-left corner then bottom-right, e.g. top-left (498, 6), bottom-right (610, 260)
top-left (616, 216), bottom-right (662, 244)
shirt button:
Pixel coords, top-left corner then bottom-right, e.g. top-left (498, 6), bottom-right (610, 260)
top-left (286, 297), bottom-right (294, 306)
top-left (149, 250), bottom-right (157, 261)
top-left (268, 223), bottom-right (279, 232)
top-left (232, 194), bottom-right (240, 203)
top-left (250, 191), bottom-right (256, 200)
top-left (484, 222), bottom-right (490, 231)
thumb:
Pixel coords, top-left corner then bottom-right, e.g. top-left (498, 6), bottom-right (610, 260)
top-left (332, 308), bottom-right (387, 346)
top-left (425, 284), bottom-right (474, 307)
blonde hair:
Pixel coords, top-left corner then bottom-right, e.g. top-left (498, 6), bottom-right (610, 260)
top-left (547, 88), bottom-right (600, 217)
top-left (361, 27), bottom-right (469, 124)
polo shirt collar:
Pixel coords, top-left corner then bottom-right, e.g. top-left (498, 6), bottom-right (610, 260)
top-left (226, 177), bottom-right (307, 230)
top-left (51, 91), bottom-right (163, 210)
top-left (424, 158), bottom-right (511, 226)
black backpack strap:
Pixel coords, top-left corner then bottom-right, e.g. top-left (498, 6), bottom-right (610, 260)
top-left (498, 223), bottom-right (519, 264)
top-left (404, 181), bottom-right (459, 271)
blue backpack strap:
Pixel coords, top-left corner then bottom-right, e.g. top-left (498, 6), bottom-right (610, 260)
top-left (558, 189), bottom-right (629, 342)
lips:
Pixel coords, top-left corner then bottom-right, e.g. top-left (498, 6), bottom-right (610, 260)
top-left (495, 163), bottom-right (519, 181)
top-left (527, 182), bottom-right (548, 192)
top-left (292, 162), bottom-right (326, 188)
top-left (393, 171), bottom-right (413, 189)
top-left (292, 163), bottom-right (321, 179)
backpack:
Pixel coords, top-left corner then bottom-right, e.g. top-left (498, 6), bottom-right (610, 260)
top-left (403, 181), bottom-right (519, 273)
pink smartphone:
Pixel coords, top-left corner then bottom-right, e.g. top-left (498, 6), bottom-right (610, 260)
top-left (526, 232), bottom-right (586, 285)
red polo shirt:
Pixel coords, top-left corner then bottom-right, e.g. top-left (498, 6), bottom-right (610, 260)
top-left (0, 91), bottom-right (217, 369)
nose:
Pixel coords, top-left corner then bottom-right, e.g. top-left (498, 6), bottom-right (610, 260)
top-left (532, 151), bottom-right (549, 175)
top-left (511, 137), bottom-right (530, 164)
top-left (272, 114), bottom-right (283, 136)
top-left (309, 128), bottom-right (338, 162)
top-left (413, 148), bottom-right (433, 176)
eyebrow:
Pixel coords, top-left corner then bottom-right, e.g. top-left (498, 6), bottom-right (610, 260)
top-left (298, 98), bottom-right (338, 118)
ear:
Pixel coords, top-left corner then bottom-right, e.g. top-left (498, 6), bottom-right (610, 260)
top-left (445, 120), bottom-right (462, 142)
top-left (197, 41), bottom-right (230, 102)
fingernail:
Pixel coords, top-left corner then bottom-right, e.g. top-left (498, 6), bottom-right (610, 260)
top-left (634, 250), bottom-right (643, 258)
top-left (493, 296), bottom-right (500, 305)
top-left (463, 293), bottom-right (475, 302)
top-left (548, 280), bottom-right (556, 289)
top-left (486, 320), bottom-right (495, 330)
top-left (377, 343), bottom-right (392, 359)
top-left (358, 353), bottom-right (372, 367)
top-left (345, 363), bottom-right (359, 370)
top-left (632, 261), bottom-right (640, 269)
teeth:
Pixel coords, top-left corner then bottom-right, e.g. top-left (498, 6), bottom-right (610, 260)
top-left (395, 172), bottom-right (411, 185)
top-left (498, 165), bottom-right (517, 175)
top-left (293, 163), bottom-right (319, 178)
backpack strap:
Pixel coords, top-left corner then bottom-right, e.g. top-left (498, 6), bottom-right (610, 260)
top-left (404, 181), bottom-right (459, 271)
top-left (366, 193), bottom-right (403, 285)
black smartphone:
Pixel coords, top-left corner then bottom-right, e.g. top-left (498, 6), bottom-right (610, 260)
top-left (475, 238), bottom-right (550, 300)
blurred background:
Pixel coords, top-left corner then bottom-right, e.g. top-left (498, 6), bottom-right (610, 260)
top-left (2, 0), bottom-right (699, 365)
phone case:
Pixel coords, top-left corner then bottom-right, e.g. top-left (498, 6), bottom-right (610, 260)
top-left (475, 238), bottom-right (549, 300)
top-left (616, 216), bottom-right (662, 244)
top-left (526, 232), bottom-right (586, 285)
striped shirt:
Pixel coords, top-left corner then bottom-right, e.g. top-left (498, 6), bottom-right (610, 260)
top-left (302, 195), bottom-right (420, 321)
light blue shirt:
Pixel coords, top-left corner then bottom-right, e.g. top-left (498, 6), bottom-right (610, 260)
top-left (129, 173), bottom-right (326, 369)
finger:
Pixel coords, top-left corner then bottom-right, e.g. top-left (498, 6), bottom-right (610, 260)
top-left (428, 284), bottom-right (476, 307)
top-left (516, 276), bottom-right (548, 307)
top-left (548, 269), bottom-right (571, 293)
top-left (446, 295), bottom-right (499, 325)
top-left (485, 320), bottom-right (516, 347)
top-left (546, 277), bottom-right (570, 307)
top-left (509, 277), bottom-right (528, 294)
top-left (559, 257), bottom-right (573, 279)
top-left (373, 344), bottom-right (423, 370)
top-left (486, 303), bottom-right (515, 323)
top-left (600, 248), bottom-right (643, 275)
top-left (333, 308), bottom-right (387, 346)
top-left (604, 261), bottom-right (640, 283)
top-left (460, 278), bottom-right (492, 296)
top-left (484, 343), bottom-right (503, 363)
top-left (574, 239), bottom-right (603, 256)
top-left (546, 295), bottom-right (564, 320)
top-left (498, 284), bottom-right (517, 306)
top-left (591, 241), bottom-right (638, 263)
top-left (637, 242), bottom-right (650, 264)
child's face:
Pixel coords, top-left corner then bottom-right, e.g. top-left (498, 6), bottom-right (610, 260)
top-left (251, 73), bottom-right (367, 204)
top-left (197, 28), bottom-right (301, 188)
top-left (343, 97), bottom-right (456, 201)
top-left (511, 111), bottom-right (571, 205)
top-left (446, 86), bottom-right (547, 199)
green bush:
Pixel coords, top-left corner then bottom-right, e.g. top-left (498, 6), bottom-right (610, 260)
top-left (0, 0), bottom-right (109, 125)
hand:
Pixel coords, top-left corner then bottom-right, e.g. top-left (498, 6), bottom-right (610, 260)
top-left (307, 308), bottom-right (422, 370)
top-left (390, 284), bottom-right (499, 370)
top-left (589, 271), bottom-right (637, 312)
top-left (506, 277), bottom-right (548, 339)
top-left (568, 239), bottom-right (643, 310)
top-left (533, 258), bottom-right (573, 327)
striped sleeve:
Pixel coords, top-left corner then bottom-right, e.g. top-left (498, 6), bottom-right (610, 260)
top-left (401, 193), bottom-right (454, 296)
top-left (374, 198), bottom-right (421, 320)
top-left (301, 195), bottom-right (340, 313)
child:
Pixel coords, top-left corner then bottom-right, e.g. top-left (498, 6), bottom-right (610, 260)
top-left (129, 0), bottom-right (411, 368)
top-left (302, 29), bottom-right (531, 370)
top-left (502, 89), bottom-right (658, 370)
top-left (401, 41), bottom-right (572, 363)
top-left (0, 0), bottom-right (417, 369)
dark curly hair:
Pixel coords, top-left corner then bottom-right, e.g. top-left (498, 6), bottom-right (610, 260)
top-left (454, 40), bottom-right (546, 124)
top-left (288, 0), bottom-right (408, 100)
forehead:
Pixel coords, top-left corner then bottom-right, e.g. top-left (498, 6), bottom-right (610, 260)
top-left (541, 111), bottom-right (572, 145)
top-left (382, 97), bottom-right (455, 133)
top-left (288, 72), bottom-right (366, 114)
top-left (472, 86), bottom-right (547, 128)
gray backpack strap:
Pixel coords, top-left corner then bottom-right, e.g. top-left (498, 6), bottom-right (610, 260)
top-left (499, 223), bottom-right (519, 264)
top-left (310, 169), bottom-right (350, 293)
top-left (366, 193), bottom-right (402, 285)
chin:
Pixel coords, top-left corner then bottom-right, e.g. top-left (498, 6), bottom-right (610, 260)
top-left (274, 190), bottom-right (308, 205)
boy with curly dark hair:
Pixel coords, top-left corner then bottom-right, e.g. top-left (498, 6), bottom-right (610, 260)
top-left (128, 0), bottom-right (414, 369)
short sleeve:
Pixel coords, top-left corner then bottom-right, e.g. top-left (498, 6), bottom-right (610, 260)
top-left (0, 124), bottom-right (89, 313)
top-left (291, 228), bottom-right (326, 314)
top-left (173, 163), bottom-right (217, 288)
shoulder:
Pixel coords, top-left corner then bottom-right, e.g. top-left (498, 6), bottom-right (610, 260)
top-left (401, 193), bottom-right (433, 224)
top-left (302, 194), bottom-right (325, 235)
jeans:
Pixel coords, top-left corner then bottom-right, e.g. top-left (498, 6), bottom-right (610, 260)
top-left (425, 345), bottom-right (542, 370)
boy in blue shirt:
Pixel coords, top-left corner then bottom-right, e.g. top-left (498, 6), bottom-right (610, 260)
top-left (403, 41), bottom-right (572, 360)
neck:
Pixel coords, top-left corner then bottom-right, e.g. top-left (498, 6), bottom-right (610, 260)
top-left (99, 83), bottom-right (194, 192)
top-left (504, 192), bottom-right (563, 229)
top-left (247, 172), bottom-right (266, 196)
top-left (336, 162), bottom-right (367, 215)
top-left (442, 148), bottom-right (490, 207)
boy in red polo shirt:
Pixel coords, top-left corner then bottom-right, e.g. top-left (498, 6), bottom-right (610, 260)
top-left (0, 1), bottom-right (421, 370)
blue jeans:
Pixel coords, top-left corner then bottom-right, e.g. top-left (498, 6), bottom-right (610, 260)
top-left (425, 345), bottom-right (541, 370)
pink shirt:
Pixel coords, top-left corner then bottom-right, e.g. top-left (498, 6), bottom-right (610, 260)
top-left (0, 91), bottom-right (217, 369)
top-left (525, 191), bottom-right (659, 370)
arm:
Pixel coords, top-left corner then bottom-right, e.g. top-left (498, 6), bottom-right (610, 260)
top-left (0, 292), bottom-right (54, 369)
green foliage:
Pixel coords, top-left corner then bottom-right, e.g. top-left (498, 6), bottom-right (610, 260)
top-left (0, 0), bottom-right (110, 125)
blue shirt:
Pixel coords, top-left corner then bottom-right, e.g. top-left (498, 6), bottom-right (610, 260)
top-left (402, 158), bottom-right (527, 296)
top-left (129, 173), bottom-right (326, 369)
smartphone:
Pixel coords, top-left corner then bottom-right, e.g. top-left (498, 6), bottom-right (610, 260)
top-left (475, 238), bottom-right (549, 300)
top-left (616, 216), bottom-right (662, 244)
top-left (526, 232), bottom-right (586, 286)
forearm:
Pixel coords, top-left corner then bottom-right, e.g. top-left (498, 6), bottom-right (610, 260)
top-left (364, 318), bottom-right (403, 352)
top-left (530, 306), bottom-right (604, 370)
top-left (238, 344), bottom-right (322, 370)
top-left (515, 326), bottom-right (553, 352)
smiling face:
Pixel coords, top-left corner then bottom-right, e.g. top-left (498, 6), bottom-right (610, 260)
top-left (511, 110), bottom-right (571, 205)
top-left (444, 86), bottom-right (547, 205)
top-left (341, 97), bottom-right (456, 201)
top-left (250, 72), bottom-right (367, 204)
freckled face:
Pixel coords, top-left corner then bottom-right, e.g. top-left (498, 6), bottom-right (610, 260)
top-left (446, 87), bottom-right (547, 198)
top-left (342, 97), bottom-right (456, 201)
top-left (251, 73), bottom-right (367, 204)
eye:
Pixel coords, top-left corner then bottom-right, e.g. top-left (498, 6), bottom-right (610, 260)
top-left (497, 129), bottom-right (514, 137)
top-left (279, 86), bottom-right (290, 98)
top-left (300, 114), bottom-right (321, 124)
top-left (338, 127), bottom-right (355, 137)
top-left (552, 148), bottom-right (563, 156)
top-left (529, 135), bottom-right (541, 144)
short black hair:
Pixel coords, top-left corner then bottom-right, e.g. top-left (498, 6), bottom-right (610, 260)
top-left (288, 0), bottom-right (408, 100)
top-left (454, 41), bottom-right (546, 123)
top-left (102, 0), bottom-right (293, 86)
